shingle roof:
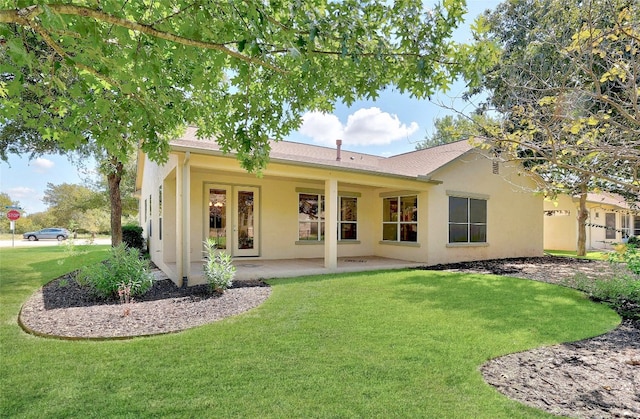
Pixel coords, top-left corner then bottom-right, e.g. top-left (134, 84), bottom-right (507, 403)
top-left (586, 192), bottom-right (638, 210)
top-left (170, 126), bottom-right (476, 179)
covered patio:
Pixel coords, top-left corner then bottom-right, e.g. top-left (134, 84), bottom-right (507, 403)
top-left (161, 256), bottom-right (424, 284)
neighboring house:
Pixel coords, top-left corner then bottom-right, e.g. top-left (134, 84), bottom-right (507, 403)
top-left (544, 193), bottom-right (639, 251)
top-left (136, 128), bottom-right (543, 286)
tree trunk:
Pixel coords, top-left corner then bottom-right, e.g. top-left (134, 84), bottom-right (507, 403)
top-left (576, 185), bottom-right (589, 257)
top-left (108, 157), bottom-right (124, 247)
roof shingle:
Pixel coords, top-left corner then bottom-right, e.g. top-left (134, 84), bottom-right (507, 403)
top-left (170, 126), bottom-right (475, 179)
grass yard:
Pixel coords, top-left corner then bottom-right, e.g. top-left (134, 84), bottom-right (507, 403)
top-left (0, 247), bottom-right (620, 418)
top-left (545, 249), bottom-right (611, 260)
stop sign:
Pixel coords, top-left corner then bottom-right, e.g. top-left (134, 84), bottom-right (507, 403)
top-left (7, 209), bottom-right (21, 221)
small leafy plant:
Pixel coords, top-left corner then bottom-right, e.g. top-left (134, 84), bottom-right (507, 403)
top-left (117, 282), bottom-right (134, 317)
top-left (565, 245), bottom-right (640, 319)
top-left (609, 243), bottom-right (640, 275)
top-left (203, 238), bottom-right (236, 293)
top-left (76, 244), bottom-right (154, 299)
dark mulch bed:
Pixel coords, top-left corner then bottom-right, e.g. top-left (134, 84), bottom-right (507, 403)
top-left (42, 274), bottom-right (268, 310)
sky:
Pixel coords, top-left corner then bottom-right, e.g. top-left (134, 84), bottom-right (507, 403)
top-left (0, 0), bottom-right (501, 215)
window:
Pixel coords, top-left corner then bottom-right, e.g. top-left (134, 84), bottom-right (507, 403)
top-left (382, 195), bottom-right (418, 242)
top-left (605, 213), bottom-right (616, 240)
top-left (158, 186), bottom-right (163, 240)
top-left (299, 193), bottom-right (324, 241)
top-left (298, 193), bottom-right (359, 241)
top-left (449, 196), bottom-right (487, 243)
top-left (622, 214), bottom-right (631, 239)
top-left (339, 197), bottom-right (358, 240)
top-left (634, 216), bottom-right (640, 237)
top-left (544, 209), bottom-right (570, 217)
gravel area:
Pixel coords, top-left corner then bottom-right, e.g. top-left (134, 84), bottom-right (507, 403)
top-left (18, 255), bottom-right (640, 418)
top-left (19, 274), bottom-right (271, 339)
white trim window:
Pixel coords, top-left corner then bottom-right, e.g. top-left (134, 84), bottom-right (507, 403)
top-left (449, 196), bottom-right (487, 243)
top-left (382, 195), bottom-right (418, 242)
top-left (298, 193), bottom-right (359, 241)
top-left (339, 196), bottom-right (358, 240)
top-left (621, 214), bottom-right (631, 239)
top-left (605, 213), bottom-right (616, 240)
top-left (298, 193), bottom-right (324, 241)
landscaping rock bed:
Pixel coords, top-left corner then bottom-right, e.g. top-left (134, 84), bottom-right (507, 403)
top-left (19, 275), bottom-right (271, 339)
top-left (18, 255), bottom-right (640, 418)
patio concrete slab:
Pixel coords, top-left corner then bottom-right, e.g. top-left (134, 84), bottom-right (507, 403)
top-left (193, 256), bottom-right (423, 282)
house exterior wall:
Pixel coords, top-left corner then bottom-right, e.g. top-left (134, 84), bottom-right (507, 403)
top-left (139, 148), bottom-right (544, 285)
top-left (424, 153), bottom-right (543, 265)
top-left (543, 194), bottom-right (636, 252)
top-left (138, 154), bottom-right (180, 280)
top-left (587, 206), bottom-right (625, 250)
top-left (543, 195), bottom-right (578, 251)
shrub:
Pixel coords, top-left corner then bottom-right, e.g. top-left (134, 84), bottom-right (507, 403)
top-left (76, 244), bottom-right (154, 299)
top-left (609, 243), bottom-right (640, 276)
top-left (627, 236), bottom-right (640, 245)
top-left (122, 224), bottom-right (145, 251)
top-left (203, 238), bottom-right (235, 293)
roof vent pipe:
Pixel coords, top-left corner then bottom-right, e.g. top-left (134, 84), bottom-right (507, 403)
top-left (336, 139), bottom-right (342, 161)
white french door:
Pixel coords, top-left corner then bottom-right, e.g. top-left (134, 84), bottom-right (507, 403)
top-left (205, 185), bottom-right (259, 257)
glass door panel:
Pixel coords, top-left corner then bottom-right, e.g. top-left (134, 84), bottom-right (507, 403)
top-left (208, 188), bottom-right (229, 250)
top-left (234, 187), bottom-right (259, 256)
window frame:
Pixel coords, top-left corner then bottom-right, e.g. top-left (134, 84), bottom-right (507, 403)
top-left (382, 194), bottom-right (418, 243)
top-left (338, 196), bottom-right (358, 241)
top-left (297, 192), bottom-right (359, 242)
top-left (621, 214), bottom-right (631, 239)
top-left (298, 192), bottom-right (324, 242)
top-left (448, 195), bottom-right (488, 244)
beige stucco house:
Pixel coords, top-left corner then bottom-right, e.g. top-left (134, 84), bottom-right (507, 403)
top-left (136, 128), bottom-right (543, 286)
top-left (544, 192), bottom-right (639, 252)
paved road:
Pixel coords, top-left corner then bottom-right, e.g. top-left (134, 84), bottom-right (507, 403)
top-left (0, 238), bottom-right (111, 248)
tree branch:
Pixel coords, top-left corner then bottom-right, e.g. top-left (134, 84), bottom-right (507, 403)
top-left (1, 5), bottom-right (286, 74)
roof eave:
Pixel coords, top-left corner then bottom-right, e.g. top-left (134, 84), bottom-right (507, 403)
top-left (170, 144), bottom-right (441, 184)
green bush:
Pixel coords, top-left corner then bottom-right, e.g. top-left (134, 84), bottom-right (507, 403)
top-left (122, 224), bottom-right (145, 251)
top-left (76, 244), bottom-right (154, 299)
top-left (203, 238), bottom-right (235, 293)
top-left (565, 273), bottom-right (640, 319)
top-left (609, 243), bottom-right (640, 275)
top-left (627, 236), bottom-right (640, 245)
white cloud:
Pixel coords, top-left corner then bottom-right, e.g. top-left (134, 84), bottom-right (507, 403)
top-left (299, 107), bottom-right (419, 147)
top-left (31, 157), bottom-right (54, 173)
top-left (299, 112), bottom-right (344, 145)
top-left (7, 187), bottom-right (36, 201)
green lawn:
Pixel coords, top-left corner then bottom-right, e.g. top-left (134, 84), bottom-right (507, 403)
top-left (0, 247), bottom-right (619, 418)
top-left (545, 249), bottom-right (611, 260)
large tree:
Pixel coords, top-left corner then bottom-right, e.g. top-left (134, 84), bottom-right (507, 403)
top-left (1, 1), bottom-right (495, 245)
top-left (42, 182), bottom-right (102, 228)
top-left (471, 0), bottom-right (639, 254)
top-left (416, 113), bottom-right (500, 149)
top-left (0, 0), bottom-right (496, 168)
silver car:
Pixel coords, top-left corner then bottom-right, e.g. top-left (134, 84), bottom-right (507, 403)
top-left (23, 228), bottom-right (70, 241)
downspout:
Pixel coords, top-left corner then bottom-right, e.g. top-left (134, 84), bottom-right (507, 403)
top-left (181, 151), bottom-right (191, 287)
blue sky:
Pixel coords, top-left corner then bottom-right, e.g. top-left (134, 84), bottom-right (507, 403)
top-left (0, 0), bottom-right (500, 215)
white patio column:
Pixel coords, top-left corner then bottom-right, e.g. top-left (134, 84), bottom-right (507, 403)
top-left (175, 158), bottom-right (183, 286)
top-left (180, 152), bottom-right (191, 286)
top-left (324, 178), bottom-right (338, 269)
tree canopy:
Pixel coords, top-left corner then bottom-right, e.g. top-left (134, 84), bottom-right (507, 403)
top-left (474, 0), bottom-right (639, 196)
top-left (416, 113), bottom-right (499, 149)
top-left (1, 1), bottom-right (495, 172)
